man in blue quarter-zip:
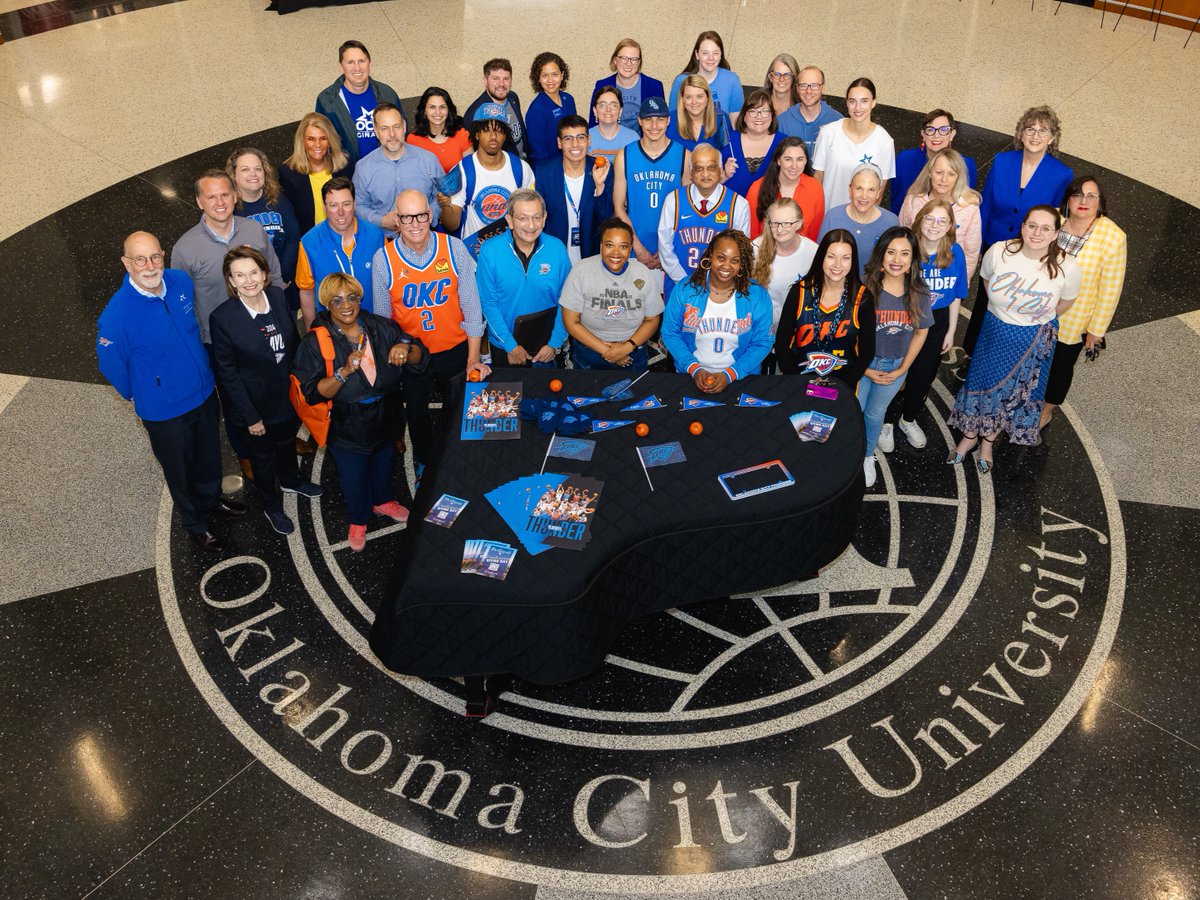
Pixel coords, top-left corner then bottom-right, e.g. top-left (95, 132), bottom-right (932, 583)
top-left (477, 188), bottom-right (570, 367)
top-left (97, 232), bottom-right (247, 553)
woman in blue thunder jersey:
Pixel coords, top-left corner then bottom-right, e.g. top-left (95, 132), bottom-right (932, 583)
top-left (893, 199), bottom-right (968, 450)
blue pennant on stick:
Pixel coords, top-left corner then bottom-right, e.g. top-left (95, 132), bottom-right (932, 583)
top-left (681, 396), bottom-right (725, 410)
top-left (592, 419), bottom-right (635, 433)
top-left (621, 395), bottom-right (665, 412)
top-left (736, 393), bottom-right (780, 408)
top-left (567, 396), bottom-right (605, 408)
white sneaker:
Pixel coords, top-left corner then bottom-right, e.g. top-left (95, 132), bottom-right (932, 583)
top-left (898, 416), bottom-right (928, 449)
top-left (877, 423), bottom-right (894, 453)
top-left (863, 457), bottom-right (877, 488)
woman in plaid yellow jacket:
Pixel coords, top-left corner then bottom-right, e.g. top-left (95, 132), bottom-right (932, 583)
top-left (1040, 175), bottom-right (1127, 432)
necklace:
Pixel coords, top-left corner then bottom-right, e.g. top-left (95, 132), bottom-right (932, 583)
top-left (811, 283), bottom-right (850, 354)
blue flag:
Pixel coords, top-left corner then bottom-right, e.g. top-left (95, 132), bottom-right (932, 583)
top-left (637, 441), bottom-right (687, 468)
top-left (621, 395), bottom-right (664, 412)
top-left (681, 397), bottom-right (725, 409)
top-left (548, 435), bottom-right (596, 461)
top-left (592, 419), bottom-right (635, 433)
top-left (567, 395), bottom-right (605, 408)
top-left (737, 393), bottom-right (780, 408)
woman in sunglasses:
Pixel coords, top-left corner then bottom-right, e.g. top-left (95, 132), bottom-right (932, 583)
top-left (293, 273), bottom-right (428, 552)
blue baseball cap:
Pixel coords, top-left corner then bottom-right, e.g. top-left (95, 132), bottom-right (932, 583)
top-left (639, 96), bottom-right (670, 118)
top-left (476, 102), bottom-right (508, 124)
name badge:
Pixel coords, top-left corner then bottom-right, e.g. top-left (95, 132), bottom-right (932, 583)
top-left (570, 226), bottom-right (581, 248)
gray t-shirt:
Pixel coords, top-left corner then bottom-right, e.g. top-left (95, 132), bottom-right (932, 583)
top-left (872, 287), bottom-right (933, 360)
top-left (559, 256), bottom-right (663, 342)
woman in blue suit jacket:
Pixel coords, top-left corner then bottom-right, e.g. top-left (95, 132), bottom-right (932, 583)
top-left (968, 106), bottom-right (1073, 352)
top-left (210, 246), bottom-right (321, 535)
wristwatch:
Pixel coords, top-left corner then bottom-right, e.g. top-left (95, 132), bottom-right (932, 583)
top-left (333, 369), bottom-right (348, 384)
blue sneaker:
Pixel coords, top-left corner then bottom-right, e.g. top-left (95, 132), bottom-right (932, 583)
top-left (264, 509), bottom-right (295, 535)
top-left (282, 481), bottom-right (323, 498)
top-left (414, 463), bottom-right (425, 491)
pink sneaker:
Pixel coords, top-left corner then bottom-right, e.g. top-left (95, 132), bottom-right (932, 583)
top-left (372, 501), bottom-right (409, 523)
top-left (347, 524), bottom-right (367, 552)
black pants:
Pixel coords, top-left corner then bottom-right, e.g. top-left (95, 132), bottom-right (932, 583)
top-left (143, 391), bottom-right (223, 535)
top-left (403, 341), bottom-right (468, 468)
top-left (329, 443), bottom-right (396, 526)
top-left (1043, 340), bottom-right (1084, 406)
top-left (206, 344), bottom-right (251, 459)
top-left (244, 416), bottom-right (302, 512)
top-left (960, 245), bottom-right (991, 356)
top-left (900, 306), bottom-right (952, 421)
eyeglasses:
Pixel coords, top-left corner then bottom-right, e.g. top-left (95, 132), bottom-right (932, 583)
top-left (560, 133), bottom-right (588, 143)
top-left (511, 214), bottom-right (544, 225)
top-left (397, 212), bottom-right (431, 224)
top-left (1024, 223), bottom-right (1055, 234)
top-left (1070, 191), bottom-right (1101, 202)
top-left (797, 82), bottom-right (823, 91)
top-left (594, 101), bottom-right (620, 110)
top-left (922, 216), bottom-right (951, 227)
top-left (328, 294), bottom-right (362, 307)
top-left (615, 55), bottom-right (640, 64)
top-left (123, 252), bottom-right (165, 268)
top-left (1023, 126), bottom-right (1053, 138)
top-left (922, 125), bottom-right (953, 137)
top-left (745, 108), bottom-right (771, 118)
top-left (768, 71), bottom-right (793, 80)
top-left (768, 220), bottom-right (799, 230)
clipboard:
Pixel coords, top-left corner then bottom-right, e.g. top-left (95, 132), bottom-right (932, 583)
top-left (513, 308), bottom-right (556, 355)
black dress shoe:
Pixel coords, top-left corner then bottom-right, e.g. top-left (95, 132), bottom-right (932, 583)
top-left (214, 499), bottom-right (249, 517)
top-left (190, 531), bottom-right (225, 552)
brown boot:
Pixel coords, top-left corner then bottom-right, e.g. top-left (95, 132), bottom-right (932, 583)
top-left (238, 458), bottom-right (255, 481)
top-left (294, 436), bottom-right (315, 456)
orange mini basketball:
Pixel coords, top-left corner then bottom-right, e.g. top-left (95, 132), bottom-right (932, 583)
top-left (689, 421), bottom-right (703, 436)
top-left (594, 156), bottom-right (607, 168)
top-left (635, 422), bottom-right (650, 437)
top-left (549, 378), bottom-right (563, 393)
top-left (467, 370), bottom-right (482, 382)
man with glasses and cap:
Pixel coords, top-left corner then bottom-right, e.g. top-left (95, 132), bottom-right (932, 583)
top-left (372, 190), bottom-right (490, 479)
top-left (97, 232), bottom-right (247, 553)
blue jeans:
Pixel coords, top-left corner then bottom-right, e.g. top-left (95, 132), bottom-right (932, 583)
top-left (857, 357), bottom-right (906, 458)
top-left (328, 443), bottom-right (396, 526)
top-left (571, 339), bottom-right (649, 371)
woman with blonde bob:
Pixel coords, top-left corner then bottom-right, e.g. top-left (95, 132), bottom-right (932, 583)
top-left (587, 38), bottom-right (664, 130)
top-left (666, 74), bottom-right (731, 151)
top-left (278, 112), bottom-right (354, 233)
top-left (898, 148), bottom-right (982, 278)
top-left (292, 272), bottom-right (428, 552)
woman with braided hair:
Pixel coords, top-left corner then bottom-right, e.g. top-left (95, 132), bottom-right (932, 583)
top-left (660, 229), bottom-right (774, 394)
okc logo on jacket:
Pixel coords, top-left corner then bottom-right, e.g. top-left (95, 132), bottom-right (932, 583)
top-left (802, 352), bottom-right (847, 375)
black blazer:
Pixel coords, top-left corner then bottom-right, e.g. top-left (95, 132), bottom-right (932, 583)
top-left (209, 285), bottom-right (299, 427)
top-left (278, 162), bottom-right (356, 234)
top-left (534, 156), bottom-right (614, 259)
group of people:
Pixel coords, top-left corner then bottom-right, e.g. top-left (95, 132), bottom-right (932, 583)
top-left (98, 33), bottom-right (1129, 552)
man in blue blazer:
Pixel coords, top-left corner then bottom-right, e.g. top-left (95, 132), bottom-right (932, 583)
top-left (533, 115), bottom-right (614, 264)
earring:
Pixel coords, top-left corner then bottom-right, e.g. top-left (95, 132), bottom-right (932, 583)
top-left (699, 257), bottom-right (711, 270)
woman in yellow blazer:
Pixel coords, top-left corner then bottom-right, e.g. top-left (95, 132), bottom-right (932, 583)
top-left (1040, 175), bottom-right (1127, 433)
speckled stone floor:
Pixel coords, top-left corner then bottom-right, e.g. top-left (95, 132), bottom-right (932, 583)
top-left (1, 2), bottom-right (1198, 898)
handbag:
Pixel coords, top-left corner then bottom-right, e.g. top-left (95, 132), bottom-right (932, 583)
top-left (289, 326), bottom-right (336, 446)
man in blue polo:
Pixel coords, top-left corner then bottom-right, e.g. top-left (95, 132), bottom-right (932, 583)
top-left (97, 231), bottom-right (247, 553)
top-left (295, 177), bottom-right (387, 328)
top-left (477, 188), bottom-right (570, 366)
top-left (776, 65), bottom-right (842, 157)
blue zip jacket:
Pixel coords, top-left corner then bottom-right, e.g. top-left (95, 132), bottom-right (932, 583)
top-left (476, 231), bottom-right (571, 352)
top-left (300, 216), bottom-right (387, 314)
top-left (97, 270), bottom-right (214, 421)
top-left (661, 276), bottom-right (774, 383)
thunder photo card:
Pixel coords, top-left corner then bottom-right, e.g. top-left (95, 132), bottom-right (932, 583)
top-left (461, 382), bottom-right (523, 441)
top-left (425, 494), bottom-right (469, 528)
top-left (528, 475), bottom-right (605, 551)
